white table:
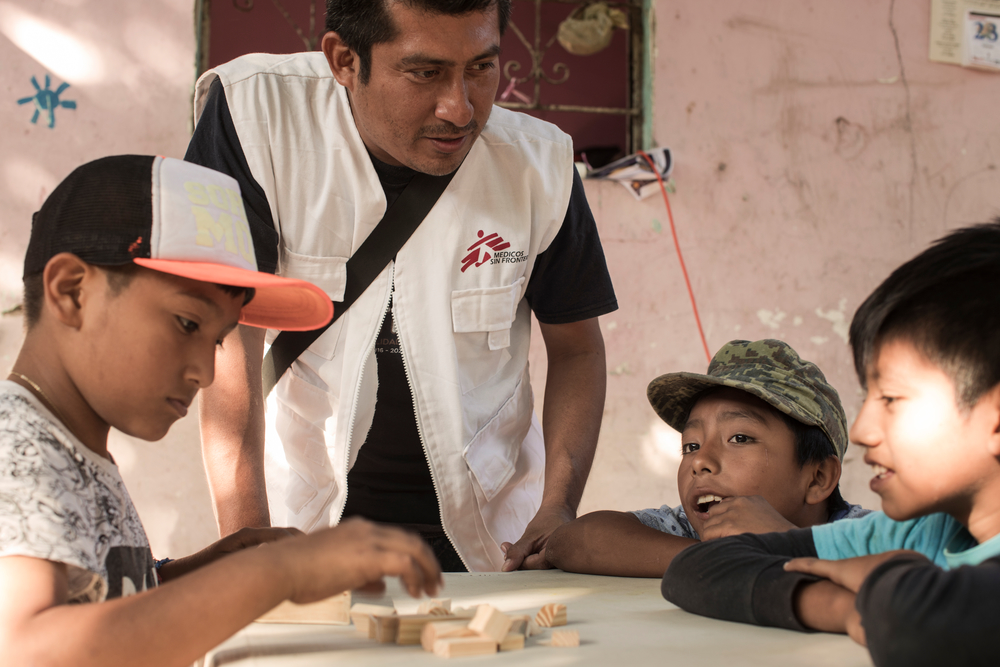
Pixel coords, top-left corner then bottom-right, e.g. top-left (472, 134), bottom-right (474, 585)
top-left (202, 571), bottom-right (872, 666)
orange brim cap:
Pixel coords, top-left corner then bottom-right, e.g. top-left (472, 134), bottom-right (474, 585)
top-left (135, 258), bottom-right (332, 331)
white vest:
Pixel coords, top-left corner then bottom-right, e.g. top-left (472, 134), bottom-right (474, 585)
top-left (195, 53), bottom-right (575, 572)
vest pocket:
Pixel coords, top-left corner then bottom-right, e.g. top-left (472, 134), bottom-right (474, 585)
top-left (279, 247), bottom-right (348, 302)
top-left (451, 278), bottom-right (524, 394)
top-left (273, 371), bottom-right (333, 516)
top-left (463, 373), bottom-right (532, 502)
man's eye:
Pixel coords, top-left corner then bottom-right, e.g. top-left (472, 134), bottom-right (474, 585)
top-left (412, 69), bottom-right (437, 79)
top-left (880, 395), bottom-right (897, 405)
top-left (471, 61), bottom-right (496, 72)
top-left (730, 434), bottom-right (751, 444)
top-left (681, 442), bottom-right (700, 455)
top-left (177, 316), bottom-right (199, 334)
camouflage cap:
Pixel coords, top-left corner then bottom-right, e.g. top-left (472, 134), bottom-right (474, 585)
top-left (646, 339), bottom-right (848, 459)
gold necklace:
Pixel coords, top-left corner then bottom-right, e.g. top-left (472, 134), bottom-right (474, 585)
top-left (7, 372), bottom-right (68, 425)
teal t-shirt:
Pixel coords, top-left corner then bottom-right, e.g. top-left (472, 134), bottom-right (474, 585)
top-left (812, 510), bottom-right (1000, 569)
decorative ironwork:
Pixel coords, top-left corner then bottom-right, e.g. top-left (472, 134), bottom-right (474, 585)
top-left (498, 0), bottom-right (645, 152)
top-left (233, 0), bottom-right (321, 51)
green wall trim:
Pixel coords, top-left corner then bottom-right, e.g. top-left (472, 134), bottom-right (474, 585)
top-left (642, 0), bottom-right (655, 150)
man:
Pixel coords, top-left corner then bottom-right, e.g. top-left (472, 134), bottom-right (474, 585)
top-left (185, 0), bottom-right (617, 572)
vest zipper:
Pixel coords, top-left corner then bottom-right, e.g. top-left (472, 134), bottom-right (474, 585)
top-left (391, 268), bottom-right (471, 572)
top-left (335, 275), bottom-right (393, 526)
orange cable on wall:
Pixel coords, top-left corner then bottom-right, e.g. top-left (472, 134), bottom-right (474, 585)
top-left (637, 150), bottom-right (712, 364)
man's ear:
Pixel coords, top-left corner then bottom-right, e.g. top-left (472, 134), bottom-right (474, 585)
top-left (42, 253), bottom-right (90, 330)
top-left (804, 455), bottom-right (842, 506)
top-left (322, 31), bottom-right (359, 91)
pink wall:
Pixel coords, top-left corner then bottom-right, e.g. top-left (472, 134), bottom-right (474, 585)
top-left (3, 0), bottom-right (1000, 555)
top-left (543, 0), bottom-right (1000, 515)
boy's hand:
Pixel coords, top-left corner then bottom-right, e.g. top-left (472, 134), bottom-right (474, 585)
top-left (278, 517), bottom-right (443, 603)
top-left (783, 550), bottom-right (916, 593)
top-left (698, 496), bottom-right (797, 540)
top-left (160, 526), bottom-right (304, 582)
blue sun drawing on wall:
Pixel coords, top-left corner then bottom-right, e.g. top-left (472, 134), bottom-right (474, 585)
top-left (17, 74), bottom-right (76, 129)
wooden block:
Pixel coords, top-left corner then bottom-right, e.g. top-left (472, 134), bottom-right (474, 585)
top-left (396, 614), bottom-right (461, 645)
top-left (373, 615), bottom-right (400, 643)
top-left (433, 637), bottom-right (498, 658)
top-left (451, 606), bottom-right (477, 618)
top-left (550, 630), bottom-right (579, 647)
top-left (256, 591), bottom-right (351, 625)
top-left (417, 598), bottom-right (452, 614)
top-left (499, 632), bottom-right (525, 652)
top-left (535, 603), bottom-right (567, 627)
top-left (468, 605), bottom-right (513, 643)
top-left (508, 614), bottom-right (530, 635)
top-left (421, 620), bottom-right (475, 652)
top-left (350, 604), bottom-right (395, 635)
top-left (526, 619), bottom-right (541, 637)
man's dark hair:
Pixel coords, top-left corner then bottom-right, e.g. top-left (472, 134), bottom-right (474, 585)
top-left (22, 264), bottom-right (253, 330)
top-left (849, 219), bottom-right (1000, 411)
top-left (326, 0), bottom-right (512, 85)
top-left (778, 412), bottom-right (847, 515)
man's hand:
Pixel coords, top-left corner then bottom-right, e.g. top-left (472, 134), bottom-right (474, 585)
top-left (500, 504), bottom-right (575, 571)
top-left (783, 550), bottom-right (917, 593)
top-left (698, 495), bottom-right (797, 540)
top-left (276, 517), bottom-right (443, 602)
top-left (160, 526), bottom-right (304, 582)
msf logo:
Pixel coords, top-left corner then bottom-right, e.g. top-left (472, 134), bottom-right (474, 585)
top-left (184, 181), bottom-right (254, 265)
top-left (461, 230), bottom-right (510, 272)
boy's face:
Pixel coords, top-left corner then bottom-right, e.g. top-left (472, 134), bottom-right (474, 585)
top-left (851, 338), bottom-right (1000, 524)
top-left (677, 388), bottom-right (813, 537)
top-left (68, 267), bottom-right (243, 442)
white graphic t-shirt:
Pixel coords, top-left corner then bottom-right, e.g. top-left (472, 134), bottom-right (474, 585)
top-left (0, 381), bottom-right (154, 602)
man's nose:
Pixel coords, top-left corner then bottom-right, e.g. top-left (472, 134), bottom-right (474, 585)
top-left (185, 345), bottom-right (216, 389)
top-left (435, 74), bottom-right (474, 128)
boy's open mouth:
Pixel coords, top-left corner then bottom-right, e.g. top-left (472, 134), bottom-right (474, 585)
top-left (696, 494), bottom-right (724, 513)
top-left (871, 463), bottom-right (892, 479)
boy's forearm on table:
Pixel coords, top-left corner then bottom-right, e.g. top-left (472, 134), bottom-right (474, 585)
top-left (663, 529), bottom-right (819, 628)
top-left (9, 546), bottom-right (292, 667)
top-left (547, 511), bottom-right (697, 577)
top-left (792, 580), bottom-right (855, 633)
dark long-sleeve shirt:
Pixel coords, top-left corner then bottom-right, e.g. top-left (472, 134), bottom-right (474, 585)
top-left (662, 515), bottom-right (1000, 667)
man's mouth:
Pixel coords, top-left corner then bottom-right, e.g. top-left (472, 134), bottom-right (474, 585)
top-left (696, 494), bottom-right (725, 513)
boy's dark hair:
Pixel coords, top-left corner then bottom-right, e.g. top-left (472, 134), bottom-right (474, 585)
top-left (849, 219), bottom-right (1000, 410)
top-left (22, 264), bottom-right (253, 330)
top-left (326, 0), bottom-right (512, 85)
top-left (779, 412), bottom-right (848, 514)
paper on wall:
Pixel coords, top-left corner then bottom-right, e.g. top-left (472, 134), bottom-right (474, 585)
top-left (930, 0), bottom-right (1000, 70)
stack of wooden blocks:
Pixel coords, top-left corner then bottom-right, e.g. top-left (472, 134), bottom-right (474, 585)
top-left (349, 599), bottom-right (579, 658)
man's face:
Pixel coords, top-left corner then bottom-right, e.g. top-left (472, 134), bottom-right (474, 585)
top-left (70, 267), bottom-right (243, 442)
top-left (329, 2), bottom-right (501, 175)
top-left (850, 338), bottom-right (1000, 525)
top-left (676, 388), bottom-right (812, 537)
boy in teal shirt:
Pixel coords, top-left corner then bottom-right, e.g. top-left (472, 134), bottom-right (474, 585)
top-left (663, 221), bottom-right (1000, 667)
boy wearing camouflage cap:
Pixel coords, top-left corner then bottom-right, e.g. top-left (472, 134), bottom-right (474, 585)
top-left (546, 339), bottom-right (868, 578)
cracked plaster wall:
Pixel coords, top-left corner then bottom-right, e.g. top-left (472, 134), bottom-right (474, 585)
top-left (550, 0), bottom-right (1000, 518)
top-left (1, 0), bottom-right (999, 561)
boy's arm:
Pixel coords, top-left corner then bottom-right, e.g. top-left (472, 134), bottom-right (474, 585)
top-left (0, 518), bottom-right (440, 667)
top-left (661, 528), bottom-right (820, 630)
top-left (200, 324), bottom-right (270, 535)
top-left (545, 511), bottom-right (698, 577)
top-left (856, 553), bottom-right (1000, 666)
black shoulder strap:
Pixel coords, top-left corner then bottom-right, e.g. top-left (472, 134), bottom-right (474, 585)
top-left (261, 170), bottom-right (455, 396)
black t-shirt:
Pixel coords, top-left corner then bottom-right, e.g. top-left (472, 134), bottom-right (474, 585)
top-left (185, 78), bottom-right (618, 526)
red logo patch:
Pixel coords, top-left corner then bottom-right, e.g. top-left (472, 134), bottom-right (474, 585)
top-left (461, 230), bottom-right (510, 272)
